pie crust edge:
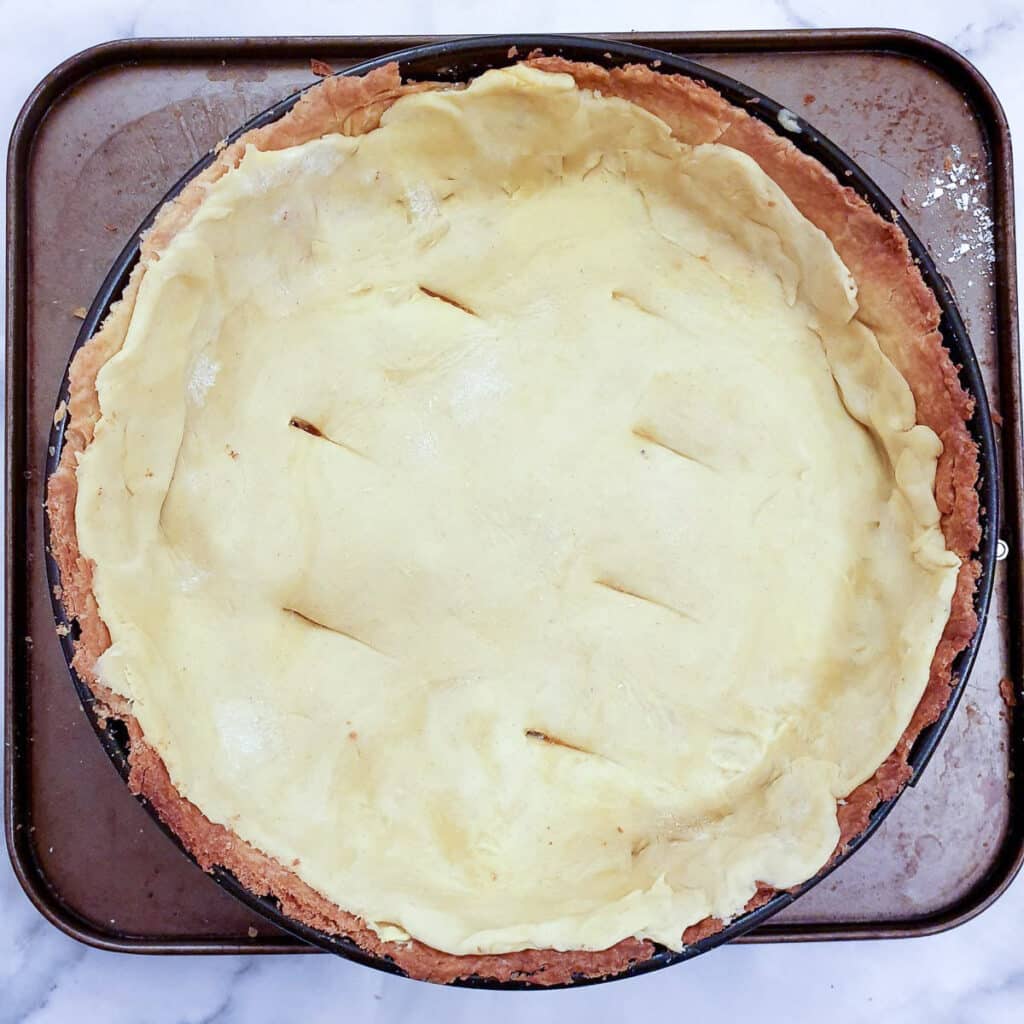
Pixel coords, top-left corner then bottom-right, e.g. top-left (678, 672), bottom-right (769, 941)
top-left (46, 59), bottom-right (982, 986)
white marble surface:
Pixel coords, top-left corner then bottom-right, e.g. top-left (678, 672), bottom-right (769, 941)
top-left (2, 1), bottom-right (1023, 1021)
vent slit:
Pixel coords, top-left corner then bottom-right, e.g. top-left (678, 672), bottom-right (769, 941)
top-left (288, 417), bottom-right (370, 460)
top-left (524, 729), bottom-right (594, 756)
top-left (594, 578), bottom-right (699, 623)
top-left (631, 426), bottom-right (712, 470)
top-left (283, 607), bottom-right (390, 657)
top-left (418, 285), bottom-right (479, 318)
top-left (611, 290), bottom-right (662, 319)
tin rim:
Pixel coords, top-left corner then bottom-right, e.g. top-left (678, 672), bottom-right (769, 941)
top-left (42, 34), bottom-right (999, 988)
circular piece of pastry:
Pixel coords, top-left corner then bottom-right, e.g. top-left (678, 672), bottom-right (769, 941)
top-left (48, 58), bottom-right (981, 985)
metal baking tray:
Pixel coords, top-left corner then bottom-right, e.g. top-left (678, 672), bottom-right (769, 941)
top-left (35, 33), bottom-right (1004, 985)
top-left (6, 29), bottom-right (1021, 961)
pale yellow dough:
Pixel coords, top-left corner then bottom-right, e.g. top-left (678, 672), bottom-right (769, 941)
top-left (75, 66), bottom-right (960, 955)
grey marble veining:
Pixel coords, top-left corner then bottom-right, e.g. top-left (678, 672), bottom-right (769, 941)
top-left (2, 1), bottom-right (1022, 1021)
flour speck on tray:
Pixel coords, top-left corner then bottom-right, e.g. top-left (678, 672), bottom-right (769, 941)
top-left (902, 145), bottom-right (995, 287)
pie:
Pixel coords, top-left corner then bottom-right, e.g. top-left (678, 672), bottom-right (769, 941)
top-left (47, 56), bottom-right (981, 985)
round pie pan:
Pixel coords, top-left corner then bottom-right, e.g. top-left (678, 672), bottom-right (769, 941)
top-left (44, 34), bottom-right (1000, 988)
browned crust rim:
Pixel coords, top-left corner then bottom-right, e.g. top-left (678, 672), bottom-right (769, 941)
top-left (45, 58), bottom-right (981, 986)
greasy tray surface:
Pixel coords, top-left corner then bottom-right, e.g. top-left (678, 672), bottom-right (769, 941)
top-left (4, 29), bottom-right (1019, 958)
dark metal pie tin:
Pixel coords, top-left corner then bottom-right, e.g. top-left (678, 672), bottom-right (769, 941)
top-left (41, 34), bottom-right (999, 987)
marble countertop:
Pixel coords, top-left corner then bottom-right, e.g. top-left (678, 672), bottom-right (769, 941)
top-left (2, 1), bottom-right (1022, 1021)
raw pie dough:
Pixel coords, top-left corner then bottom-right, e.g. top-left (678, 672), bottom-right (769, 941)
top-left (55, 63), bottom-right (975, 972)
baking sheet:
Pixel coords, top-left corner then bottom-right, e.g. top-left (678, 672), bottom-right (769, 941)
top-left (6, 30), bottom-right (1021, 952)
